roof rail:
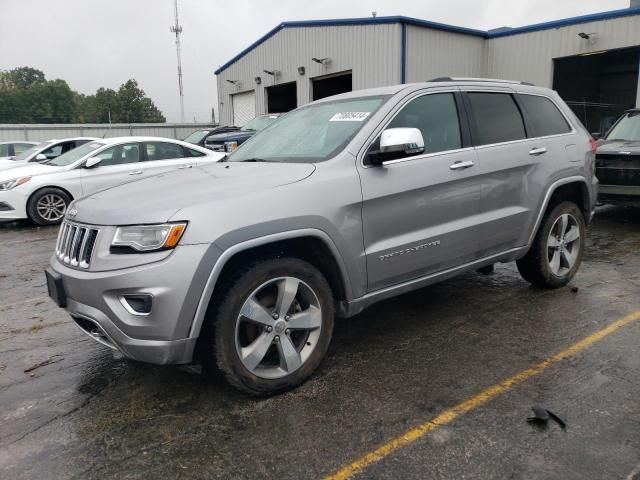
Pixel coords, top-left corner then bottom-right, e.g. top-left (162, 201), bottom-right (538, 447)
top-left (429, 77), bottom-right (535, 86)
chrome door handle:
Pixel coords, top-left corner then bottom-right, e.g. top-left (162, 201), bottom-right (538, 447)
top-left (529, 147), bottom-right (547, 156)
top-left (178, 164), bottom-right (193, 169)
top-left (128, 170), bottom-right (143, 175)
top-left (449, 160), bottom-right (475, 170)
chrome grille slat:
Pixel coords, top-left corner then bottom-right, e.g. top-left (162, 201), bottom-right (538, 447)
top-left (55, 221), bottom-right (100, 269)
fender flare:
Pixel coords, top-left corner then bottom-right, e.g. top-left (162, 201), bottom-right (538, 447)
top-left (526, 175), bottom-right (591, 246)
top-left (187, 228), bottom-right (352, 339)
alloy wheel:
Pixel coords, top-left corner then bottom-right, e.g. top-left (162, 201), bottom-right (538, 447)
top-left (547, 213), bottom-right (581, 276)
top-left (235, 276), bottom-right (322, 379)
top-left (36, 194), bottom-right (67, 222)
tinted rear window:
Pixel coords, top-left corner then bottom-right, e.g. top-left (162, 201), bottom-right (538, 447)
top-left (468, 93), bottom-right (526, 146)
top-left (519, 94), bottom-right (571, 137)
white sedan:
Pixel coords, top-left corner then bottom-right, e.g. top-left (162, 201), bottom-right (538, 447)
top-left (0, 137), bottom-right (225, 225)
top-left (0, 137), bottom-right (97, 172)
top-left (0, 141), bottom-right (39, 161)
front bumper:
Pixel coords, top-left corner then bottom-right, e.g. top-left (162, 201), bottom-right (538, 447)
top-left (49, 243), bottom-right (213, 365)
top-left (598, 184), bottom-right (640, 205)
top-left (0, 189), bottom-right (28, 220)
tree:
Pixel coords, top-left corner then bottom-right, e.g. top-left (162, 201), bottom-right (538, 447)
top-left (0, 67), bottom-right (45, 89)
top-left (113, 80), bottom-right (165, 123)
top-left (0, 68), bottom-right (166, 124)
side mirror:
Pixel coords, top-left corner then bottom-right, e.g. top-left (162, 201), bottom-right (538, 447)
top-left (35, 153), bottom-right (48, 162)
top-left (591, 132), bottom-right (601, 140)
top-left (84, 157), bottom-right (102, 169)
top-left (368, 128), bottom-right (425, 166)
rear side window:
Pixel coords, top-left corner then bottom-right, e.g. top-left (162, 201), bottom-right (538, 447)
top-left (185, 147), bottom-right (206, 157)
top-left (145, 142), bottom-right (186, 161)
top-left (519, 94), bottom-right (571, 137)
top-left (467, 93), bottom-right (526, 146)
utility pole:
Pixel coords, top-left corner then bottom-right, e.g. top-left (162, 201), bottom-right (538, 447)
top-left (170, 0), bottom-right (185, 123)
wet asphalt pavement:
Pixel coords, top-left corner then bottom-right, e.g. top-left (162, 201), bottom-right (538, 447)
top-left (1, 206), bottom-right (639, 480)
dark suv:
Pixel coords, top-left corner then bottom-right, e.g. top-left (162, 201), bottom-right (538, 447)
top-left (596, 109), bottom-right (640, 205)
top-left (182, 126), bottom-right (241, 147)
top-left (204, 114), bottom-right (280, 152)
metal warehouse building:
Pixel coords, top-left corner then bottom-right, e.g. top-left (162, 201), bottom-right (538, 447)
top-left (215, 4), bottom-right (640, 133)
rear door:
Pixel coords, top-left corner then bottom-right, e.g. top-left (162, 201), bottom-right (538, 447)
top-left (463, 89), bottom-right (574, 255)
top-left (141, 141), bottom-right (200, 174)
top-left (358, 89), bottom-right (483, 291)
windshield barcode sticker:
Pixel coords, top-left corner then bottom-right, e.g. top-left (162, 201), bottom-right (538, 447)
top-left (329, 112), bottom-right (371, 122)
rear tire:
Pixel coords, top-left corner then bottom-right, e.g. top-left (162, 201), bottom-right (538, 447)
top-left (517, 201), bottom-right (585, 288)
top-left (27, 187), bottom-right (71, 225)
top-left (202, 257), bottom-right (335, 396)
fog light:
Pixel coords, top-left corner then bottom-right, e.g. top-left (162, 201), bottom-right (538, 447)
top-left (120, 294), bottom-right (153, 315)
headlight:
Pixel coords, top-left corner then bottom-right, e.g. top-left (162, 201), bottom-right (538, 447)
top-left (0, 176), bottom-right (31, 191)
top-left (111, 223), bottom-right (187, 252)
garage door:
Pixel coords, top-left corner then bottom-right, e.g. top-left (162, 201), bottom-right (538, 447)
top-left (232, 90), bottom-right (256, 126)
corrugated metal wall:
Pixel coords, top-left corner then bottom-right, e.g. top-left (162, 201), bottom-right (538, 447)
top-left (405, 26), bottom-right (487, 82)
top-left (0, 123), bottom-right (216, 142)
top-left (487, 15), bottom-right (640, 87)
top-left (217, 24), bottom-right (402, 125)
top-left (216, 14), bottom-right (640, 124)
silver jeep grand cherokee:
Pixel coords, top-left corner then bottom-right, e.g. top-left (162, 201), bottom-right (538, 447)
top-left (46, 79), bottom-right (598, 395)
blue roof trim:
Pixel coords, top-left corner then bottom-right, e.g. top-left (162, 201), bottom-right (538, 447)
top-left (488, 5), bottom-right (640, 38)
top-left (214, 15), bottom-right (485, 75)
top-left (214, 7), bottom-right (640, 75)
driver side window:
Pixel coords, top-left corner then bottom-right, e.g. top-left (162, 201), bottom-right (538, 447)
top-left (40, 144), bottom-right (63, 160)
top-left (97, 144), bottom-right (141, 167)
top-left (387, 93), bottom-right (462, 154)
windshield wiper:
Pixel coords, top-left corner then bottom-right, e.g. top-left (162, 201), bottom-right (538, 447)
top-left (240, 158), bottom-right (269, 162)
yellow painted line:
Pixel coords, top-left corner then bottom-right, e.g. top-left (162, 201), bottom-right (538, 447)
top-left (325, 309), bottom-right (640, 480)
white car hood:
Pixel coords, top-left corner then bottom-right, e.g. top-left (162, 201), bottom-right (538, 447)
top-left (0, 162), bottom-right (62, 181)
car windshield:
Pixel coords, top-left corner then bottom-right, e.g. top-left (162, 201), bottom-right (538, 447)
top-left (606, 112), bottom-right (640, 142)
top-left (230, 96), bottom-right (388, 163)
top-left (240, 115), bottom-right (280, 132)
top-left (46, 141), bottom-right (105, 166)
top-left (183, 130), bottom-right (210, 144)
top-left (13, 142), bottom-right (51, 161)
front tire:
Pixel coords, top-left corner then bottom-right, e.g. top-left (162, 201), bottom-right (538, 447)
top-left (27, 187), bottom-right (71, 225)
top-left (203, 257), bottom-right (335, 396)
top-left (517, 201), bottom-right (585, 288)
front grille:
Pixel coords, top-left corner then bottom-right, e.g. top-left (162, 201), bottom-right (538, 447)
top-left (596, 154), bottom-right (640, 187)
top-left (55, 221), bottom-right (99, 268)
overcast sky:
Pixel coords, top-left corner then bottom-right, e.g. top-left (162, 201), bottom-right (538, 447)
top-left (0, 0), bottom-right (630, 123)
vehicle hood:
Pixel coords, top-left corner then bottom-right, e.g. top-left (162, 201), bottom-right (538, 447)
top-left (597, 140), bottom-right (640, 155)
top-left (0, 162), bottom-right (61, 179)
top-left (0, 159), bottom-right (29, 172)
top-left (71, 161), bottom-right (316, 225)
top-left (205, 130), bottom-right (254, 143)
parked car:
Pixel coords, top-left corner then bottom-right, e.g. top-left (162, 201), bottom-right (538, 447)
top-left (0, 137), bottom-right (223, 225)
top-left (595, 108), bottom-right (640, 205)
top-left (204, 114), bottom-right (280, 152)
top-left (183, 126), bottom-right (241, 147)
top-left (0, 141), bottom-right (38, 161)
top-left (46, 79), bottom-right (597, 395)
top-left (0, 137), bottom-right (97, 172)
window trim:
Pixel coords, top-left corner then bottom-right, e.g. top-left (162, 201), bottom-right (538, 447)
top-left (360, 88), bottom-right (471, 168)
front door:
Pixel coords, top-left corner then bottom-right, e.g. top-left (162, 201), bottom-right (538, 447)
top-left (358, 91), bottom-right (483, 291)
top-left (80, 142), bottom-right (144, 195)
